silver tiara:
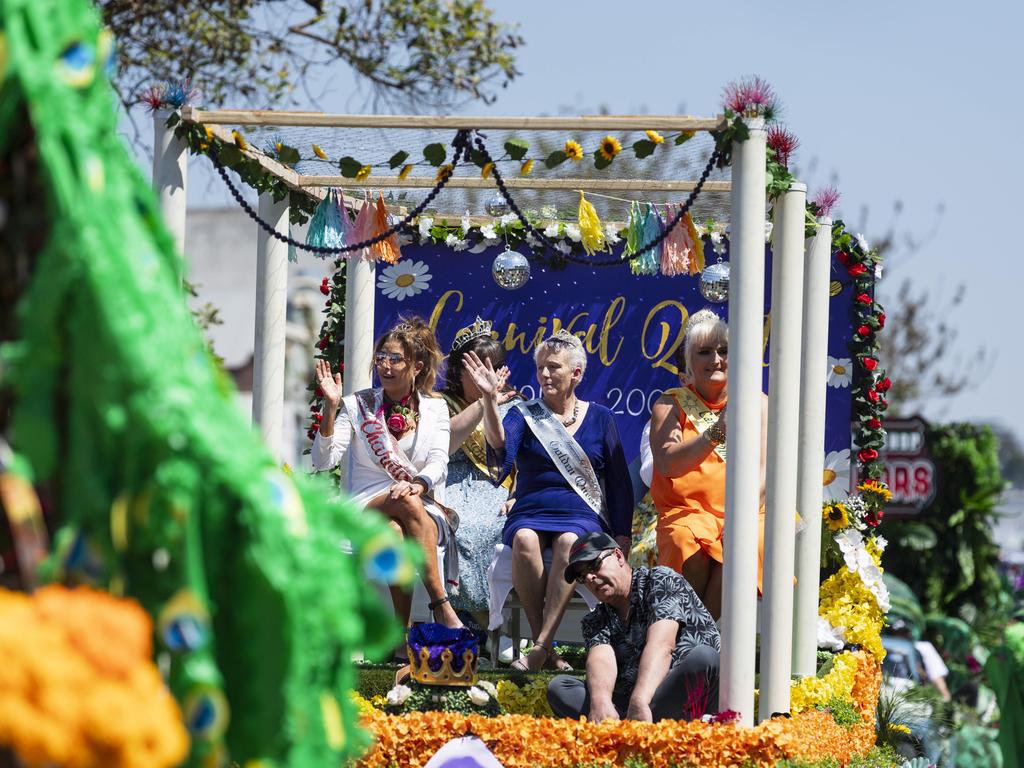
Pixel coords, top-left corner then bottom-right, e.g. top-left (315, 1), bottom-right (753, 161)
top-left (393, 322), bottom-right (415, 334)
top-left (547, 328), bottom-right (583, 347)
top-left (451, 316), bottom-right (494, 352)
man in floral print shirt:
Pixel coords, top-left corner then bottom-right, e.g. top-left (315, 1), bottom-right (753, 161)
top-left (547, 532), bottom-right (720, 722)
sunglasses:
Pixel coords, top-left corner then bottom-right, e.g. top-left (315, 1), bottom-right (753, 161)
top-left (374, 351), bottom-right (407, 366)
top-left (573, 549), bottom-right (615, 584)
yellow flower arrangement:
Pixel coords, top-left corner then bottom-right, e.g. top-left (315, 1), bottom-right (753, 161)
top-left (231, 129), bottom-right (248, 151)
top-left (858, 479), bottom-right (893, 503)
top-left (645, 130), bottom-right (665, 144)
top-left (480, 162), bottom-right (494, 179)
top-left (0, 586), bottom-right (189, 768)
top-left (312, 143), bottom-right (328, 160)
top-left (356, 164), bottom-right (372, 181)
top-left (564, 139), bottom-right (583, 162)
top-left (203, 125), bottom-right (213, 141)
top-left (818, 566), bottom-right (886, 660)
top-left (823, 503), bottom-right (849, 531)
top-left (520, 159), bottom-right (534, 176)
top-left (598, 136), bottom-right (622, 162)
top-left (495, 678), bottom-right (553, 716)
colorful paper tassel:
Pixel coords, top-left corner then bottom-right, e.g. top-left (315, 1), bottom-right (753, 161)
top-left (630, 203), bottom-right (661, 276)
top-left (349, 193), bottom-right (376, 260)
top-left (306, 189), bottom-right (350, 255)
top-left (660, 204), bottom-right (692, 276)
top-left (369, 194), bottom-right (401, 264)
top-left (685, 213), bottom-right (705, 275)
top-left (577, 192), bottom-right (606, 256)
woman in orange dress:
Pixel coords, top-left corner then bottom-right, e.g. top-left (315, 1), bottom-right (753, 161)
top-left (648, 309), bottom-right (766, 619)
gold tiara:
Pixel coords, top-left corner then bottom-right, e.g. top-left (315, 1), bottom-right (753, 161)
top-left (451, 316), bottom-right (494, 352)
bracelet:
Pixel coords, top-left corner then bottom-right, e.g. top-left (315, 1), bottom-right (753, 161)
top-left (704, 420), bottom-right (726, 447)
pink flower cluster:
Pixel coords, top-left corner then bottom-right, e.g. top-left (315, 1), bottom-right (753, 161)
top-left (722, 76), bottom-right (778, 116)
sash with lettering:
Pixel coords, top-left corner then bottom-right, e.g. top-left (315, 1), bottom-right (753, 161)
top-left (516, 399), bottom-right (610, 529)
top-left (667, 386), bottom-right (727, 461)
top-left (349, 389), bottom-right (461, 591)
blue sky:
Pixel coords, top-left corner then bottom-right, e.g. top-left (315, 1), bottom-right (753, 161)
top-left (167, 0), bottom-right (1024, 438)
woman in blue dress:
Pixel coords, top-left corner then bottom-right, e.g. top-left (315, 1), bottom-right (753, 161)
top-left (466, 329), bottom-right (633, 672)
top-left (441, 318), bottom-right (517, 632)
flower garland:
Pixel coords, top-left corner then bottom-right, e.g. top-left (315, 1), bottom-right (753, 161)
top-left (0, 586), bottom-right (189, 768)
top-left (355, 658), bottom-right (880, 768)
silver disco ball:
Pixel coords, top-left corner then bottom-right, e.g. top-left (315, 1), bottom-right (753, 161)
top-left (700, 260), bottom-right (730, 303)
top-left (492, 247), bottom-right (531, 290)
top-left (485, 192), bottom-right (511, 217)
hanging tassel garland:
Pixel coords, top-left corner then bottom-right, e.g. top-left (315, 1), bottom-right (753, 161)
top-left (684, 213), bottom-right (705, 275)
top-left (369, 193), bottom-right (401, 264)
top-left (659, 204), bottom-right (691, 276)
top-left (577, 192), bottom-right (606, 255)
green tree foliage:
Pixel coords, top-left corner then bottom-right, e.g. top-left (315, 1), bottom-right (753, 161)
top-left (883, 423), bottom-right (1008, 620)
top-left (99, 0), bottom-right (523, 108)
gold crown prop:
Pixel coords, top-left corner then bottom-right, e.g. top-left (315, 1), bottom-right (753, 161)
top-left (407, 645), bottom-right (479, 687)
top-left (451, 316), bottom-right (494, 352)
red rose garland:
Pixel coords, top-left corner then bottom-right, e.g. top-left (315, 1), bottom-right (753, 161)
top-left (830, 223), bottom-right (888, 485)
top-left (305, 261), bottom-right (347, 446)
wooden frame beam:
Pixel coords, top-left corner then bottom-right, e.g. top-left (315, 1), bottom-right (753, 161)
top-left (297, 176), bottom-right (730, 193)
top-left (182, 107), bottom-right (726, 133)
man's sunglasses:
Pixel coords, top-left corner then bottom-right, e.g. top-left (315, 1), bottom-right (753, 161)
top-left (574, 549), bottom-right (615, 583)
top-left (374, 351), bottom-right (407, 366)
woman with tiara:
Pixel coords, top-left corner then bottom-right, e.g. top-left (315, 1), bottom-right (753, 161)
top-left (440, 317), bottom-right (518, 634)
top-left (311, 315), bottom-right (463, 630)
top-left (648, 309), bottom-right (767, 620)
top-left (466, 329), bottom-right (634, 672)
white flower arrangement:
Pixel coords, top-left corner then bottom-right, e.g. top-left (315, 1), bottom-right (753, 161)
top-left (386, 684), bottom-right (412, 706)
top-left (604, 223), bottom-right (622, 245)
top-left (563, 223), bottom-right (582, 243)
top-left (855, 232), bottom-right (871, 253)
top-left (499, 212), bottom-right (518, 226)
top-left (542, 222), bottom-right (562, 239)
top-left (833, 529), bottom-right (890, 612)
top-left (417, 216), bottom-right (434, 239)
top-left (467, 686), bottom-right (490, 707)
top-left (817, 616), bottom-right (847, 651)
top-left (479, 223), bottom-right (498, 242)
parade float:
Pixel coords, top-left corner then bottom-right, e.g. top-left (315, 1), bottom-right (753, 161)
top-left (0, 0), bottom-right (903, 764)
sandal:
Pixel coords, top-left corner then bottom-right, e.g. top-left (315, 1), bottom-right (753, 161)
top-left (545, 647), bottom-right (574, 672)
top-left (509, 643), bottom-right (549, 673)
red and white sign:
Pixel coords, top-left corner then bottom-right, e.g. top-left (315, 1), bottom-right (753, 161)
top-left (880, 416), bottom-right (936, 515)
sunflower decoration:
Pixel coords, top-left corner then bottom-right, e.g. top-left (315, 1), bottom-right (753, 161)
top-left (520, 159), bottom-right (534, 176)
top-left (646, 129), bottom-right (665, 144)
top-left (564, 139), bottom-right (584, 162)
top-left (312, 143), bottom-right (329, 160)
top-left (355, 164), bottom-right (372, 181)
top-left (823, 503), bottom-right (850, 531)
top-left (598, 135), bottom-right (622, 162)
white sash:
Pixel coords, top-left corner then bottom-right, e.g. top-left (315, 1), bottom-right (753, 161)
top-left (347, 389), bottom-right (461, 590)
top-left (516, 399), bottom-right (609, 527)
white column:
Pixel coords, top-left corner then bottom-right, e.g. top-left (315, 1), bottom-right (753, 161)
top-left (792, 217), bottom-right (834, 676)
top-left (152, 108), bottom-right (188, 281)
top-left (757, 182), bottom-right (807, 721)
top-left (253, 193), bottom-right (290, 461)
top-left (719, 117), bottom-right (766, 726)
top-left (344, 256), bottom-right (376, 393)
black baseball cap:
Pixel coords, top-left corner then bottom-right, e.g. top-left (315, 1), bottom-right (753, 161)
top-left (563, 531), bottom-right (619, 583)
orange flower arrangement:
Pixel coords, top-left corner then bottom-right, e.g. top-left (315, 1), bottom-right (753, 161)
top-left (0, 586), bottom-right (189, 768)
top-left (356, 652), bottom-right (881, 768)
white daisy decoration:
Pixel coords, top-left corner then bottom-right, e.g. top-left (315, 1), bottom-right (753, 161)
top-left (822, 448), bottom-right (852, 501)
top-left (377, 260), bottom-right (432, 301)
top-left (827, 356), bottom-right (853, 388)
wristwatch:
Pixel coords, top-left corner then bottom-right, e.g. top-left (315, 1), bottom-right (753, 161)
top-left (704, 420), bottom-right (726, 447)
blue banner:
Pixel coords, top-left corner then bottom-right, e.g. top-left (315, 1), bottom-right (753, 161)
top-left (374, 239), bottom-right (855, 500)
